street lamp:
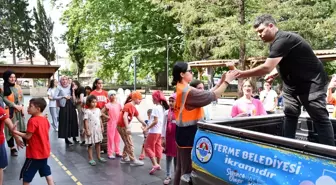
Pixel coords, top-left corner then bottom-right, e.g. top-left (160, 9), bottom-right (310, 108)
top-left (132, 55), bottom-right (137, 91)
top-left (155, 34), bottom-right (179, 90)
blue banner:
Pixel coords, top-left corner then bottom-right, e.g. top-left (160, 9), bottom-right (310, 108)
top-left (192, 130), bottom-right (336, 185)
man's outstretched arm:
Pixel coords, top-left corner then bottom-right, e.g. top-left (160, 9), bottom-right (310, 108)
top-left (236, 57), bottom-right (282, 78)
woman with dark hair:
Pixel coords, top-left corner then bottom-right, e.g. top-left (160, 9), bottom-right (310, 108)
top-left (90, 78), bottom-right (109, 153)
top-left (2, 70), bottom-right (25, 156)
top-left (53, 76), bottom-right (78, 145)
top-left (171, 62), bottom-right (237, 185)
top-left (47, 79), bottom-right (59, 131)
top-left (71, 80), bottom-right (86, 144)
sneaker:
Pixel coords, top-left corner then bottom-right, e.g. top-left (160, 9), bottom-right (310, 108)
top-left (115, 153), bottom-right (122, 158)
top-left (130, 160), bottom-right (144, 167)
top-left (149, 165), bottom-right (161, 174)
top-left (108, 155), bottom-right (116, 159)
top-left (120, 158), bottom-right (131, 164)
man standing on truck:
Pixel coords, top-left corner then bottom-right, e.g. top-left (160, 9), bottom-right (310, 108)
top-left (233, 14), bottom-right (335, 146)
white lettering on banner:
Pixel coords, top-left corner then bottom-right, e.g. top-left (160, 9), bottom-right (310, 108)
top-left (214, 143), bottom-right (240, 157)
top-left (213, 142), bottom-right (303, 177)
top-left (241, 151), bottom-right (302, 174)
top-left (225, 155), bottom-right (277, 179)
top-left (227, 168), bottom-right (244, 184)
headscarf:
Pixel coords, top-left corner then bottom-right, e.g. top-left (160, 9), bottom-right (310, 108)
top-left (169, 93), bottom-right (176, 100)
top-left (108, 90), bottom-right (117, 97)
top-left (131, 91), bottom-right (142, 100)
top-left (152, 90), bottom-right (166, 103)
top-left (3, 70), bottom-right (15, 96)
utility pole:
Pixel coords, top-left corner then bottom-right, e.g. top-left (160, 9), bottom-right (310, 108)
top-left (133, 56), bottom-right (137, 91)
top-left (166, 38), bottom-right (169, 90)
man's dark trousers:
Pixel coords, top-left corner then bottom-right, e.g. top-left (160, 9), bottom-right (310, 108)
top-left (282, 88), bottom-right (335, 146)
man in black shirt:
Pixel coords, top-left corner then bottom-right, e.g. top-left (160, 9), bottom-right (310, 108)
top-left (235, 14), bottom-right (335, 146)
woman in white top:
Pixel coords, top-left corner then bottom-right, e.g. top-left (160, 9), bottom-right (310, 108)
top-left (143, 90), bottom-right (169, 175)
top-left (260, 81), bottom-right (278, 114)
top-left (47, 79), bottom-right (58, 131)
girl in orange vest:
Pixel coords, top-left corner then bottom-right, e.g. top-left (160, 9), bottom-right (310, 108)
top-left (2, 70), bottom-right (25, 157)
top-left (171, 62), bottom-right (237, 185)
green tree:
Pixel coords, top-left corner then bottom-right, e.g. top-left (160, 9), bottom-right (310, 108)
top-left (34, 0), bottom-right (56, 65)
top-left (61, 0), bottom-right (85, 79)
top-left (62, 0), bottom-right (183, 86)
top-left (0, 0), bottom-right (33, 64)
top-left (19, 4), bottom-right (35, 64)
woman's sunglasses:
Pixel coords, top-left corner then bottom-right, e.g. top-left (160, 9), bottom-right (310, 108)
top-left (186, 69), bottom-right (193, 73)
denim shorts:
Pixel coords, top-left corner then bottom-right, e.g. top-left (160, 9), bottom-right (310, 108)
top-left (0, 143), bottom-right (8, 169)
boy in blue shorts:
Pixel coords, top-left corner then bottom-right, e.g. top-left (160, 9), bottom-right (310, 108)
top-left (14, 98), bottom-right (54, 185)
top-left (0, 107), bottom-right (24, 185)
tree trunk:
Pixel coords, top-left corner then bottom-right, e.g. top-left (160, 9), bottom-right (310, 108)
top-left (11, 37), bottom-right (16, 64)
top-left (28, 42), bottom-right (33, 64)
top-left (237, 0), bottom-right (245, 97)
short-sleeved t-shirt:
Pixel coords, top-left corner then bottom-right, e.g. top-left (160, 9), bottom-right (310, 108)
top-left (148, 105), bottom-right (165, 134)
top-left (90, 90), bottom-right (109, 109)
top-left (47, 88), bottom-right (57, 107)
top-left (231, 98), bottom-right (267, 117)
top-left (269, 31), bottom-right (328, 94)
top-left (26, 116), bottom-right (51, 159)
top-left (117, 103), bottom-right (139, 127)
top-left (0, 107), bottom-right (9, 144)
top-left (260, 90), bottom-right (278, 111)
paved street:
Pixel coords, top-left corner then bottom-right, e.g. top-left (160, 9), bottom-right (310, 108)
top-left (3, 95), bottom-right (234, 185)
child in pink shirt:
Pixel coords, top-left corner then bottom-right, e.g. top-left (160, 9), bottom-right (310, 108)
top-left (102, 90), bottom-right (122, 159)
top-left (231, 80), bottom-right (267, 117)
top-left (161, 93), bottom-right (177, 185)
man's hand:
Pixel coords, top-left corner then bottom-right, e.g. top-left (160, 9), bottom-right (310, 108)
top-left (264, 68), bottom-right (279, 83)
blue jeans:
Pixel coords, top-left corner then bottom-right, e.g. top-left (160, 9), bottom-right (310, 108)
top-left (166, 156), bottom-right (177, 177)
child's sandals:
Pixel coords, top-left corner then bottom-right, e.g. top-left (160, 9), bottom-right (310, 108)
top-left (89, 160), bottom-right (96, 166)
top-left (98, 157), bottom-right (107, 163)
top-left (163, 177), bottom-right (172, 184)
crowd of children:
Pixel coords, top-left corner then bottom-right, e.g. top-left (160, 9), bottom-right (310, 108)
top-left (0, 83), bottom-right (179, 185)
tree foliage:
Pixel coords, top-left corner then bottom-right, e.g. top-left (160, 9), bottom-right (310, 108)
top-left (0, 0), bottom-right (34, 64)
top-left (61, 0), bottom-right (86, 79)
top-left (61, 0), bottom-right (183, 85)
top-left (34, 0), bottom-right (56, 65)
top-left (58, 0), bottom-right (336, 84)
